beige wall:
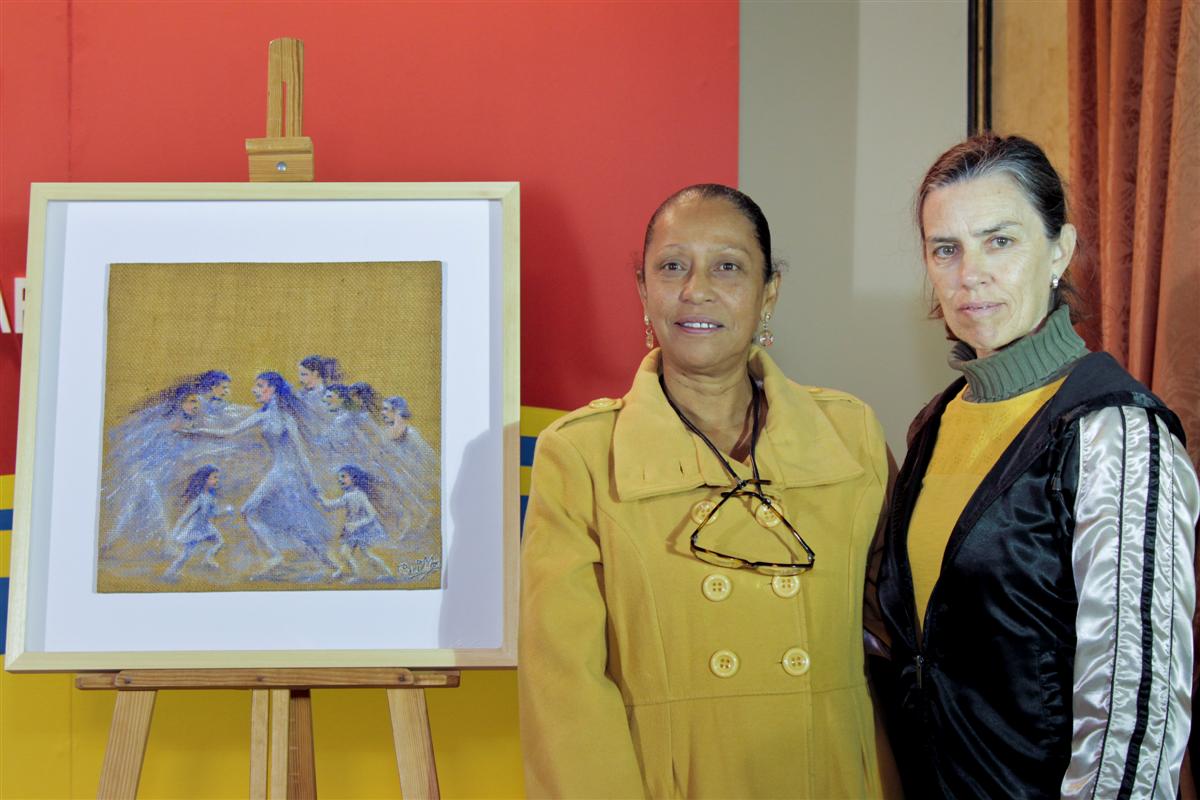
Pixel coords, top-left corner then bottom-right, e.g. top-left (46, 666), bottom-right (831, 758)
top-left (740, 0), bottom-right (967, 455)
top-left (992, 0), bottom-right (1070, 173)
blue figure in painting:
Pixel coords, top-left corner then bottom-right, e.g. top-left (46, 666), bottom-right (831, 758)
top-left (174, 389), bottom-right (204, 430)
top-left (195, 370), bottom-right (251, 425)
top-left (313, 382), bottom-right (409, 533)
top-left (322, 383), bottom-right (353, 412)
top-left (190, 371), bottom-right (333, 576)
top-left (310, 380), bottom-right (442, 547)
top-left (318, 383), bottom-right (364, 453)
top-left (97, 360), bottom-right (442, 590)
top-left (317, 463), bottom-right (394, 579)
top-left (382, 396), bottom-right (437, 475)
top-left (130, 376), bottom-right (206, 420)
top-left (320, 383), bottom-right (402, 466)
top-left (296, 355), bottom-right (343, 413)
top-left (101, 381), bottom-right (214, 558)
top-left (349, 382), bottom-right (380, 417)
top-left (380, 395), bottom-right (439, 538)
top-left (163, 465), bottom-right (232, 579)
top-left (196, 370), bottom-right (231, 409)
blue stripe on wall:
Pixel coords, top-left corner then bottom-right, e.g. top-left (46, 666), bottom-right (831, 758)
top-left (520, 436), bottom-right (537, 467)
top-left (520, 495), bottom-right (529, 534)
top-left (0, 509), bottom-right (11, 531)
top-left (0, 578), bottom-right (8, 655)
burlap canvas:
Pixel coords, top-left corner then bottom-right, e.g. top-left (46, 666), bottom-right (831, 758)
top-left (96, 262), bottom-right (442, 592)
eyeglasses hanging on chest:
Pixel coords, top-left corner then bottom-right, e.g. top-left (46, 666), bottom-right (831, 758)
top-left (661, 374), bottom-right (816, 576)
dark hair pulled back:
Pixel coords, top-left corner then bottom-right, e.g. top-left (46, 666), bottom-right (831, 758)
top-left (642, 183), bottom-right (778, 284)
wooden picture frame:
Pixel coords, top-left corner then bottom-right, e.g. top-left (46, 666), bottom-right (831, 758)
top-left (4, 182), bottom-right (520, 670)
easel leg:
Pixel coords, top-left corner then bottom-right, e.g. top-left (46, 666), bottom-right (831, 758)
top-left (268, 689), bottom-right (290, 799)
top-left (287, 689), bottom-right (316, 799)
top-left (387, 688), bottom-right (440, 800)
top-left (250, 690), bottom-right (270, 799)
top-left (97, 690), bottom-right (157, 799)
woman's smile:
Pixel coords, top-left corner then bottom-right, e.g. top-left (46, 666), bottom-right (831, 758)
top-left (675, 316), bottom-right (723, 333)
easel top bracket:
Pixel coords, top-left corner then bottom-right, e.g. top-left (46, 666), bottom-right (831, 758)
top-left (246, 37), bottom-right (313, 182)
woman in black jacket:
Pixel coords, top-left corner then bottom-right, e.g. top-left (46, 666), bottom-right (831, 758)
top-left (870, 134), bottom-right (1199, 799)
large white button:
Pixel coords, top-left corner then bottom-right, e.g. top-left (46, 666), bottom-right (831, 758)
top-left (588, 397), bottom-right (616, 409)
top-left (755, 498), bottom-right (784, 528)
top-left (701, 573), bottom-right (732, 602)
top-left (690, 499), bottom-right (721, 526)
top-left (709, 649), bottom-right (740, 678)
top-left (771, 575), bottom-right (800, 598)
top-left (781, 647), bottom-right (811, 676)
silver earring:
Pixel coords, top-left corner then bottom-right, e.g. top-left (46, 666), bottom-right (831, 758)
top-left (758, 312), bottom-right (774, 348)
top-left (1050, 274), bottom-right (1060, 290)
top-left (644, 314), bottom-right (655, 350)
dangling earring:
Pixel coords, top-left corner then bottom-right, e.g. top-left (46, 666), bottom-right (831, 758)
top-left (758, 312), bottom-right (774, 348)
top-left (1050, 274), bottom-right (1060, 290)
top-left (644, 314), bottom-right (655, 350)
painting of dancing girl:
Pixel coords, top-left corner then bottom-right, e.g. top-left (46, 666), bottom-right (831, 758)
top-left (96, 261), bottom-right (443, 592)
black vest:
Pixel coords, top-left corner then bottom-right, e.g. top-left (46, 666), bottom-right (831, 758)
top-left (872, 353), bottom-right (1184, 799)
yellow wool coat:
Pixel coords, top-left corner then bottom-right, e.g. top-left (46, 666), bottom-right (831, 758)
top-left (519, 349), bottom-right (889, 799)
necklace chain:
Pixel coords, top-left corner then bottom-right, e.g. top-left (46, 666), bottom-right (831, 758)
top-left (659, 372), bottom-right (766, 489)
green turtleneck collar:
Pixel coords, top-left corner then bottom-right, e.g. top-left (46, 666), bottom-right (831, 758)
top-left (948, 305), bottom-right (1089, 402)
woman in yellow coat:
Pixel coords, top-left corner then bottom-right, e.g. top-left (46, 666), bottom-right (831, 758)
top-left (519, 184), bottom-right (890, 798)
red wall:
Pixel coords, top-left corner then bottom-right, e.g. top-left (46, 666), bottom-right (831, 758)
top-left (0, 0), bottom-right (739, 473)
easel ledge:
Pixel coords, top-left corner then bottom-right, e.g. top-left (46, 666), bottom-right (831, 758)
top-left (76, 667), bottom-right (461, 690)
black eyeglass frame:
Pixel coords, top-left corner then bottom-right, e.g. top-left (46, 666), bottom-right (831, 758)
top-left (689, 477), bottom-right (816, 576)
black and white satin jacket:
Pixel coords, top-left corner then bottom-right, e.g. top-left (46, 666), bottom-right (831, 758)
top-left (872, 352), bottom-right (1199, 800)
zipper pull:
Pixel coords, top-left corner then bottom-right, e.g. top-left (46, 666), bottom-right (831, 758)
top-left (915, 654), bottom-right (924, 689)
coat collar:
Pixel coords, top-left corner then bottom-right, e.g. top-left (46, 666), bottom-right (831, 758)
top-left (612, 348), bottom-right (865, 502)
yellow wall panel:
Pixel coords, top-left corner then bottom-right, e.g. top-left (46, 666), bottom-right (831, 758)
top-left (0, 673), bottom-right (75, 799)
top-left (128, 691), bottom-right (250, 800)
top-left (427, 671), bottom-right (525, 799)
top-left (992, 0), bottom-right (1070, 173)
top-left (312, 688), bottom-right (404, 797)
top-left (520, 407), bottom-right (567, 439)
top-left (67, 688), bottom-right (117, 799)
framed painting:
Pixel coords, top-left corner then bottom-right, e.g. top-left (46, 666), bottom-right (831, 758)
top-left (4, 182), bottom-right (519, 670)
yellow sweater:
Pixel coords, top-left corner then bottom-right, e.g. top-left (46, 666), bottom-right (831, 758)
top-left (908, 378), bottom-right (1065, 628)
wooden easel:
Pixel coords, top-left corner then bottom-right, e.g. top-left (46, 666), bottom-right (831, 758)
top-left (79, 668), bottom-right (459, 799)
top-left (79, 38), bottom-right (459, 799)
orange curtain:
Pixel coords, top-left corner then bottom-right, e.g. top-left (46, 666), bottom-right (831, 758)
top-left (1069, 0), bottom-right (1200, 464)
top-left (1069, 1), bottom-right (1200, 792)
